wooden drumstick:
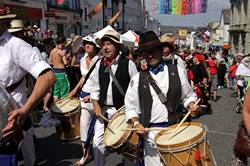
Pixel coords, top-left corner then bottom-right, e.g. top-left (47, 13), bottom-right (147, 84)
top-left (122, 127), bottom-right (170, 132)
top-left (99, 114), bottom-right (110, 122)
top-left (168, 98), bottom-right (201, 140)
top-left (117, 105), bottom-right (125, 112)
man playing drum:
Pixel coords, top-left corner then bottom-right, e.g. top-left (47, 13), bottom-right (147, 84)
top-left (87, 29), bottom-right (138, 166)
top-left (0, 5), bottom-right (55, 166)
top-left (124, 31), bottom-right (199, 166)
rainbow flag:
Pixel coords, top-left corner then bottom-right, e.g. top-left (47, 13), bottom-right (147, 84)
top-left (158, 0), bottom-right (207, 15)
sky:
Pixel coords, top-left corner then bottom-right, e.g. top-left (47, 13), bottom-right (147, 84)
top-left (145, 0), bottom-right (231, 27)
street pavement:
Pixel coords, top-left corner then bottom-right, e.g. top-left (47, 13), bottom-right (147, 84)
top-left (34, 88), bottom-right (244, 166)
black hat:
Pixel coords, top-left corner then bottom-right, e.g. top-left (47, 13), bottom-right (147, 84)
top-left (136, 31), bottom-right (173, 53)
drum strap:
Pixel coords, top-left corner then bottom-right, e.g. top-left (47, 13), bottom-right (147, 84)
top-left (83, 115), bottom-right (97, 157)
top-left (81, 57), bottom-right (102, 88)
top-left (107, 66), bottom-right (125, 96)
top-left (136, 137), bottom-right (145, 166)
top-left (6, 77), bottom-right (24, 93)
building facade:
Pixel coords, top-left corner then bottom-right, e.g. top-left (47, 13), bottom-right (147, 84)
top-left (4, 0), bottom-right (46, 32)
top-left (47, 0), bottom-right (81, 37)
top-left (4, 0), bottom-right (145, 37)
top-left (123, 0), bottom-right (144, 33)
top-left (80, 0), bottom-right (145, 36)
top-left (80, 0), bottom-right (102, 36)
top-left (229, 0), bottom-right (250, 54)
top-left (218, 9), bottom-right (230, 47)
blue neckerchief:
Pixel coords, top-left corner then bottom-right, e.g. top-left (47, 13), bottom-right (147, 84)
top-left (148, 63), bottom-right (164, 75)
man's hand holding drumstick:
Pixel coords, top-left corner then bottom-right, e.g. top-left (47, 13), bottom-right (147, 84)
top-left (187, 98), bottom-right (200, 117)
top-left (129, 99), bottom-right (200, 137)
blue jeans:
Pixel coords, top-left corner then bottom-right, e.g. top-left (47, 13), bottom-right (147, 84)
top-left (0, 153), bottom-right (17, 166)
top-left (229, 77), bottom-right (235, 90)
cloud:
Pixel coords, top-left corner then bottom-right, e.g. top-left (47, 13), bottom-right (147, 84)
top-left (208, 0), bottom-right (230, 11)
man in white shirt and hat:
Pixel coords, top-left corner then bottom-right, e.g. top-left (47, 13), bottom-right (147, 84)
top-left (125, 31), bottom-right (199, 166)
top-left (0, 5), bottom-right (55, 166)
top-left (86, 29), bottom-right (138, 166)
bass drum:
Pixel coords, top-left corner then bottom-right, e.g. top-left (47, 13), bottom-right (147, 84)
top-left (50, 98), bottom-right (81, 141)
top-left (0, 84), bottom-right (16, 140)
top-left (154, 122), bottom-right (216, 166)
top-left (104, 109), bottom-right (139, 160)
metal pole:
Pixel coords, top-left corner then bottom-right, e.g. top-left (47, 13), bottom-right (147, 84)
top-left (46, 0), bottom-right (49, 31)
top-left (122, 0), bottom-right (125, 32)
top-left (103, 0), bottom-right (106, 28)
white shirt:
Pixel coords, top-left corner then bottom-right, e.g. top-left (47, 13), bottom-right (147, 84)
top-left (0, 31), bottom-right (51, 107)
top-left (80, 53), bottom-right (99, 92)
top-left (88, 55), bottom-right (138, 106)
top-left (125, 64), bottom-right (197, 123)
top-left (163, 54), bottom-right (186, 70)
top-left (80, 53), bottom-right (99, 78)
top-left (175, 54), bottom-right (186, 70)
top-left (236, 63), bottom-right (250, 77)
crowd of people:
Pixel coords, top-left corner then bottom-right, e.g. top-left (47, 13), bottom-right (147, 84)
top-left (1, 5), bottom-right (250, 166)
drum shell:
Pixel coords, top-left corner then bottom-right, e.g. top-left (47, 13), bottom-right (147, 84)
top-left (155, 122), bottom-right (216, 166)
top-left (52, 109), bottom-right (80, 141)
top-left (50, 98), bottom-right (80, 141)
top-left (104, 112), bottom-right (139, 160)
top-left (111, 128), bottom-right (138, 160)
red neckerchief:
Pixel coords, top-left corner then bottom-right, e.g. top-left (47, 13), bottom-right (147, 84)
top-left (102, 55), bottom-right (118, 66)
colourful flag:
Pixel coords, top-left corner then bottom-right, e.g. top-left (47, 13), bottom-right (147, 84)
top-left (181, 0), bottom-right (188, 15)
top-left (56, 0), bottom-right (67, 7)
top-left (88, 1), bottom-right (103, 19)
top-left (107, 10), bottom-right (122, 25)
top-left (158, 0), bottom-right (207, 15)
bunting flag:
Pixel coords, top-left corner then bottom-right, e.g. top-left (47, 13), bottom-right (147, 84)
top-left (56, 0), bottom-right (67, 7)
top-left (158, 0), bottom-right (208, 15)
top-left (107, 10), bottom-right (122, 25)
top-left (151, 0), bottom-right (158, 15)
top-left (88, 1), bottom-right (103, 19)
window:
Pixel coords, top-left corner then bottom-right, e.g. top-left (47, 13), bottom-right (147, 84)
top-left (85, 7), bottom-right (87, 21)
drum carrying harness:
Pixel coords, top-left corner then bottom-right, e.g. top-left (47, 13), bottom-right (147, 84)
top-left (138, 59), bottom-right (182, 127)
top-left (98, 57), bottom-right (130, 110)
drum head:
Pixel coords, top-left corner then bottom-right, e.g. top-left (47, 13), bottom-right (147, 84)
top-left (50, 98), bottom-right (79, 114)
top-left (155, 122), bottom-right (205, 150)
top-left (105, 113), bottom-right (130, 147)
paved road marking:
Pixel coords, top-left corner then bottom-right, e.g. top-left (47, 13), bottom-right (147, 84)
top-left (207, 129), bottom-right (236, 137)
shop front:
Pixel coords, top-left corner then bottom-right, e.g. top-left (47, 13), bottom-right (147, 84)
top-left (4, 3), bottom-right (45, 31)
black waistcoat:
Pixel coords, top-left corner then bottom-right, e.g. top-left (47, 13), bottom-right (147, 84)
top-left (138, 61), bottom-right (181, 127)
top-left (98, 57), bottom-right (130, 109)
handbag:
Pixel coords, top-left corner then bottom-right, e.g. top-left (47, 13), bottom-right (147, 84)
top-left (234, 122), bottom-right (250, 156)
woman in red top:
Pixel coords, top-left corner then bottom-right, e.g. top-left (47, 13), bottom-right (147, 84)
top-left (228, 59), bottom-right (238, 90)
top-left (207, 52), bottom-right (219, 101)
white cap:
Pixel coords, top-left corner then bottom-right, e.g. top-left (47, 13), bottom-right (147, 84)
top-left (83, 34), bottom-right (100, 48)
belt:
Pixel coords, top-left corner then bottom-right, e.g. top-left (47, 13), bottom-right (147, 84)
top-left (149, 122), bottom-right (169, 128)
top-left (79, 91), bottom-right (90, 98)
top-left (53, 68), bottom-right (66, 73)
top-left (103, 104), bottom-right (115, 107)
